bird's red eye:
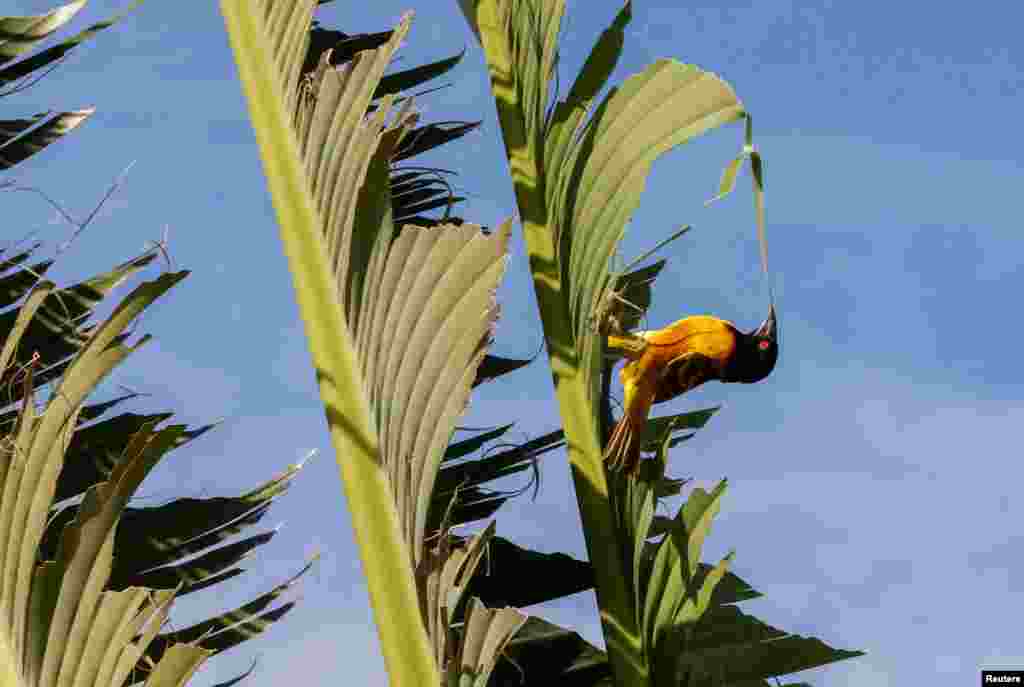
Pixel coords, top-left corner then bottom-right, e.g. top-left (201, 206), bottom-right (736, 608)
top-left (758, 340), bottom-right (771, 351)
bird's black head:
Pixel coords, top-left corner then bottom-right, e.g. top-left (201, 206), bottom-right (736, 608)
top-left (724, 303), bottom-right (778, 383)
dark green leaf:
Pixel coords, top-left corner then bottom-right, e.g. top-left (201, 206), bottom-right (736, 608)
top-left (445, 424), bottom-right (515, 462)
top-left (473, 354), bottom-right (532, 387)
top-left (0, 1), bottom-right (145, 84)
top-left (430, 429), bottom-right (562, 531)
top-left (393, 121), bottom-right (480, 162)
top-left (493, 615), bottom-right (611, 687)
top-left (469, 536), bottom-right (592, 608)
top-left (376, 50), bottom-right (465, 99)
top-left (640, 406), bottom-right (720, 449)
top-left (612, 258), bottom-right (665, 332)
top-left (122, 530), bottom-right (276, 595)
top-left (0, 109), bottom-right (92, 170)
top-left (0, 259), bottom-right (52, 310)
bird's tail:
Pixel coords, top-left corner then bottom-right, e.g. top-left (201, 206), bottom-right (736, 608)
top-left (604, 411), bottom-right (644, 475)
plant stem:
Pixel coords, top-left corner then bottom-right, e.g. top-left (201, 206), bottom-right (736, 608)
top-left (219, 4), bottom-right (440, 685)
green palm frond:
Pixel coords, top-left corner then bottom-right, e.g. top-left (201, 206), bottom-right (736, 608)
top-left (0, 109), bottom-right (93, 170)
top-left (0, 1), bottom-right (144, 169)
top-left (431, 428), bottom-right (562, 532)
top-left (459, 1), bottom-right (863, 685)
top-left (0, 272), bottom-right (220, 687)
top-left (299, 27), bottom-right (478, 227)
top-left (221, 2), bottom-right (549, 684)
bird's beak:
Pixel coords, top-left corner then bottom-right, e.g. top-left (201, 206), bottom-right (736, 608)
top-left (755, 302), bottom-right (777, 342)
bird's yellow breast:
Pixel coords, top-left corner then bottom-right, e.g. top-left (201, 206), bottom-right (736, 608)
top-left (636, 315), bottom-right (738, 365)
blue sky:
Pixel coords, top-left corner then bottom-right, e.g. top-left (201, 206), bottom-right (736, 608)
top-left (6, 0), bottom-right (1023, 685)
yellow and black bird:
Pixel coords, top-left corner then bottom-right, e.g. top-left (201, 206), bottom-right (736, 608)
top-left (604, 303), bottom-right (778, 474)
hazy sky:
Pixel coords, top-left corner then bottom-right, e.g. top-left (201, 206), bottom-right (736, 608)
top-left (6, 1), bottom-right (1023, 686)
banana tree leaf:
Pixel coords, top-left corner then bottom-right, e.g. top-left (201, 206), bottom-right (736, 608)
top-left (0, 0), bottom-right (145, 85)
top-left (473, 354), bottom-right (532, 387)
top-left (492, 615), bottom-right (611, 687)
top-left (467, 536), bottom-right (592, 609)
top-left (0, 108), bottom-right (92, 170)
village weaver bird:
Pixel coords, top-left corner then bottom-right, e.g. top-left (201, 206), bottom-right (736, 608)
top-left (604, 303), bottom-right (778, 474)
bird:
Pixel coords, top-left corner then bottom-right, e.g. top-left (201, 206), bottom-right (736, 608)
top-left (603, 303), bottom-right (778, 475)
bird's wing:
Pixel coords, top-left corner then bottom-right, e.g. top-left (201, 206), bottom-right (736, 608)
top-left (656, 351), bottom-right (718, 401)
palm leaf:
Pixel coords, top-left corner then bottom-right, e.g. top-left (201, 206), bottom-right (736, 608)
top-left (42, 454), bottom-right (303, 589)
top-left (0, 1), bottom-right (145, 85)
top-left (299, 21), bottom-right (478, 228)
top-left (0, 250), bottom-right (159, 399)
top-left (0, 108), bottom-right (93, 170)
top-left (666, 604), bottom-right (865, 686)
top-left (473, 354), bottom-right (532, 387)
top-left (0, 273), bottom-right (219, 687)
top-left (451, 598), bottom-right (528, 687)
top-left (222, 2), bottom-right (449, 683)
top-left (467, 536), bottom-right (592, 609)
top-left (431, 428), bottom-right (562, 532)
top-left (492, 615), bottom-right (610, 687)
top-left (130, 559), bottom-right (314, 682)
top-left (290, 16), bottom-right (513, 562)
top-left (0, 2), bottom-right (146, 171)
top-left (458, 2), bottom-right (646, 680)
top-left (376, 50), bottom-right (465, 99)
top-left (418, 523), bottom-right (494, 669)
top-left (461, 3), bottom-right (866, 683)
top-left (0, 1), bottom-right (87, 63)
